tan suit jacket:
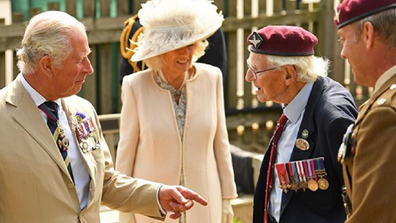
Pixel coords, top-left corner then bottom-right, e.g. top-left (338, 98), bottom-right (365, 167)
top-left (116, 63), bottom-right (237, 223)
top-left (0, 78), bottom-right (163, 223)
top-left (343, 73), bottom-right (396, 223)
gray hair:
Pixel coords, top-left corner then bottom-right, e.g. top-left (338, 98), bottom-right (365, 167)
top-left (354, 8), bottom-right (396, 49)
top-left (264, 54), bottom-right (329, 83)
top-left (16, 11), bottom-right (87, 74)
top-left (144, 39), bottom-right (208, 70)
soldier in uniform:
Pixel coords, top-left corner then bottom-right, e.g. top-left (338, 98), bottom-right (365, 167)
top-left (335, 0), bottom-right (396, 222)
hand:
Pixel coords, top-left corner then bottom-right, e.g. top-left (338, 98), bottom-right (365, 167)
top-left (222, 199), bottom-right (234, 223)
top-left (158, 185), bottom-right (208, 219)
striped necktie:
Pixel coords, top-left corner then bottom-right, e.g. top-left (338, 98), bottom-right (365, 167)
top-left (264, 113), bottom-right (288, 223)
top-left (39, 101), bottom-right (74, 182)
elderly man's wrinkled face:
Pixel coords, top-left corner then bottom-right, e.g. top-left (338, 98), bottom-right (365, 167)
top-left (245, 53), bottom-right (289, 104)
top-left (52, 31), bottom-right (94, 98)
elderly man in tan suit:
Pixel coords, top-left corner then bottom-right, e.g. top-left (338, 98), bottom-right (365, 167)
top-left (0, 10), bottom-right (207, 223)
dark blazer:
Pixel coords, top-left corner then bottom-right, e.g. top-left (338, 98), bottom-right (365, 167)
top-left (253, 76), bottom-right (358, 223)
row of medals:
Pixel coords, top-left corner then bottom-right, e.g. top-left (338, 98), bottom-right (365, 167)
top-left (74, 117), bottom-right (100, 153)
top-left (52, 115), bottom-right (98, 153)
top-left (279, 170), bottom-right (329, 193)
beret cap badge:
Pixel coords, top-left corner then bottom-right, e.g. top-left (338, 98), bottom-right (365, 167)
top-left (248, 32), bottom-right (263, 49)
top-left (334, 9), bottom-right (341, 23)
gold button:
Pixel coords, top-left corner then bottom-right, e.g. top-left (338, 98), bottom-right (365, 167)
top-left (68, 183), bottom-right (74, 189)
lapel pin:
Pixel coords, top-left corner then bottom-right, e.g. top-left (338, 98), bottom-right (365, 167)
top-left (302, 129), bottom-right (309, 139)
top-left (295, 138), bottom-right (310, 151)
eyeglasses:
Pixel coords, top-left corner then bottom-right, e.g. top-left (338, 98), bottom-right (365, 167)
top-left (246, 60), bottom-right (279, 80)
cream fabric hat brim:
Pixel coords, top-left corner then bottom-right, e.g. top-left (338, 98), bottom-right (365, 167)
top-left (131, 0), bottom-right (224, 62)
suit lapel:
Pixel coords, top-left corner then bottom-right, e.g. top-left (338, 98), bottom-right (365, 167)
top-left (280, 77), bottom-right (324, 216)
top-left (288, 78), bottom-right (322, 161)
top-left (8, 79), bottom-right (70, 177)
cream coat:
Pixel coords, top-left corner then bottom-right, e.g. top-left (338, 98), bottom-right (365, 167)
top-left (116, 63), bottom-right (237, 223)
top-left (0, 78), bottom-right (163, 223)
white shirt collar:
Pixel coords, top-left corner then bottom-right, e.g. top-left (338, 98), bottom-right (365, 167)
top-left (283, 82), bottom-right (314, 123)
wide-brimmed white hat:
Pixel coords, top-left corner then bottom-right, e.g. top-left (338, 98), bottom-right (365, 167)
top-left (131, 0), bottom-right (224, 62)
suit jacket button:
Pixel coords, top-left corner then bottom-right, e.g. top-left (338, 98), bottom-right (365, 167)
top-left (68, 183), bottom-right (74, 189)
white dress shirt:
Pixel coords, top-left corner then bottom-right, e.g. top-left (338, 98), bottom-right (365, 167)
top-left (19, 74), bottom-right (90, 210)
top-left (270, 82), bottom-right (313, 222)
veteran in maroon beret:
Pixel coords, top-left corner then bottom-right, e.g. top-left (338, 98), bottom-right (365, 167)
top-left (246, 25), bottom-right (358, 223)
top-left (335, 0), bottom-right (396, 222)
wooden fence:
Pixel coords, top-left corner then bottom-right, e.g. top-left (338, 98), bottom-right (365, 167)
top-left (0, 0), bottom-right (368, 153)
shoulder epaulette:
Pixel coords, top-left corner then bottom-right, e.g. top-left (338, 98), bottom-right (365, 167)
top-left (120, 14), bottom-right (146, 72)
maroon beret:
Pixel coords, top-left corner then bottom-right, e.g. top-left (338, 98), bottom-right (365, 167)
top-left (247, 26), bottom-right (318, 56)
top-left (335, 0), bottom-right (396, 29)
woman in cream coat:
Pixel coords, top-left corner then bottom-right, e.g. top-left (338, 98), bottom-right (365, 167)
top-left (116, 0), bottom-right (237, 223)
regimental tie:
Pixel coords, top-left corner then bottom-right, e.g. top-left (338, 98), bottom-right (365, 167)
top-left (264, 113), bottom-right (288, 223)
top-left (39, 101), bottom-right (74, 183)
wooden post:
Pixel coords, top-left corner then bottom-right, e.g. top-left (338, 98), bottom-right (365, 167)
top-left (317, 0), bottom-right (346, 84)
top-left (47, 2), bottom-right (60, 11)
top-left (13, 51), bottom-right (19, 80)
top-left (84, 49), bottom-right (98, 109)
top-left (132, 0), bottom-right (145, 15)
top-left (84, 0), bottom-right (96, 18)
top-left (259, 0), bottom-right (266, 15)
top-left (0, 52), bottom-right (5, 88)
top-left (29, 8), bottom-right (42, 19)
top-left (12, 12), bottom-right (25, 23)
top-left (100, 0), bottom-right (111, 17)
top-left (117, 0), bottom-right (130, 16)
top-left (226, 0), bottom-right (237, 110)
top-left (243, 0), bottom-right (253, 108)
top-left (0, 17), bottom-right (4, 87)
top-left (214, 0), bottom-right (224, 12)
top-left (99, 43), bottom-right (113, 114)
top-left (273, 0), bottom-right (284, 13)
top-left (83, 0), bottom-right (99, 111)
top-left (66, 0), bottom-right (77, 18)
